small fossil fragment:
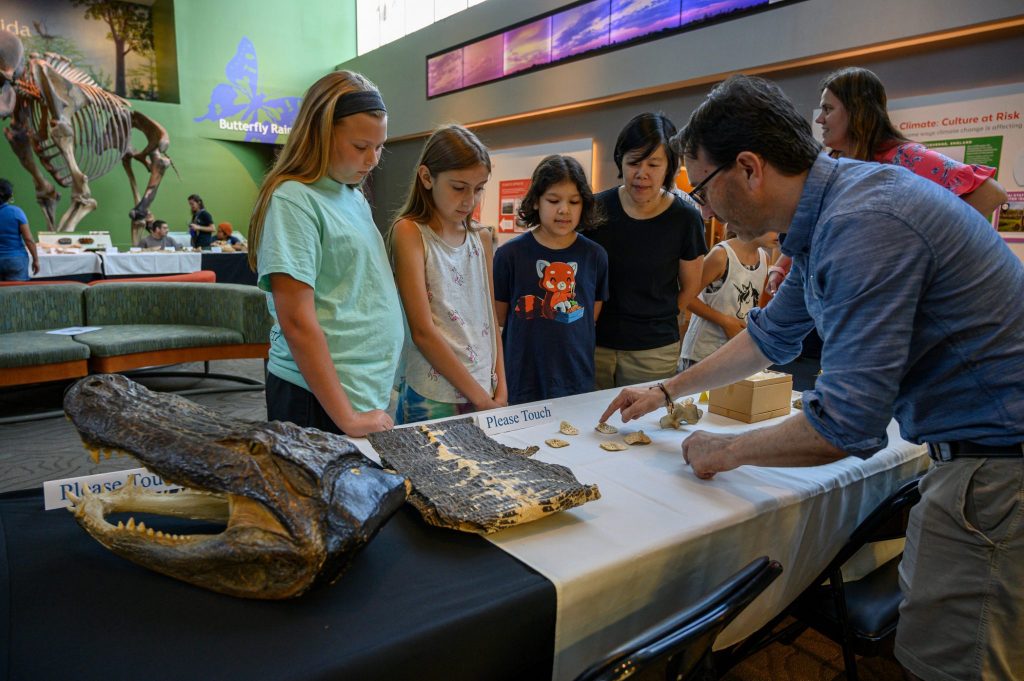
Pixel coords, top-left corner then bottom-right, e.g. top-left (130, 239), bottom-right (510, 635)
top-left (595, 422), bottom-right (618, 434)
top-left (792, 398), bottom-right (803, 410)
top-left (545, 438), bottom-right (570, 448)
top-left (660, 398), bottom-right (704, 430)
top-left (559, 420), bottom-right (579, 436)
top-left (624, 431), bottom-right (651, 445)
top-left (599, 441), bottom-right (629, 452)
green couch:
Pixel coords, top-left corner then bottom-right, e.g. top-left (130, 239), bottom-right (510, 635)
top-left (0, 282), bottom-right (272, 388)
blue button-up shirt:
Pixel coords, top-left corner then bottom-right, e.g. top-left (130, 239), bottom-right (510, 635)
top-left (747, 154), bottom-right (1024, 457)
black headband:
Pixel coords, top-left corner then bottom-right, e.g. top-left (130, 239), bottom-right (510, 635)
top-left (333, 90), bottom-right (387, 120)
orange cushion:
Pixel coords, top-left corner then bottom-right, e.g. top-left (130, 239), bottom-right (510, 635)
top-left (89, 270), bottom-right (217, 285)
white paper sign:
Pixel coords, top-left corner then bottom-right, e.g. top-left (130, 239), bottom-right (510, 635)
top-left (477, 402), bottom-right (554, 435)
top-left (46, 326), bottom-right (102, 335)
top-left (43, 467), bottom-right (183, 510)
top-left (129, 247), bottom-right (142, 252)
top-left (210, 246), bottom-right (223, 253)
top-left (105, 246), bottom-right (119, 253)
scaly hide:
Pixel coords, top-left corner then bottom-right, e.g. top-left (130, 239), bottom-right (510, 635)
top-left (368, 418), bottom-right (600, 533)
top-left (63, 374), bottom-right (409, 599)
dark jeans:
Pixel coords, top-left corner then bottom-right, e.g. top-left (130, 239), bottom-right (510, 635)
top-left (266, 372), bottom-right (345, 435)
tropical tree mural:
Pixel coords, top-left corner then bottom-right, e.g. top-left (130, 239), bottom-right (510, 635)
top-left (70, 0), bottom-right (153, 97)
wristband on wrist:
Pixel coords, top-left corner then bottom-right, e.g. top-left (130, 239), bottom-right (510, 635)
top-left (653, 382), bottom-right (674, 414)
top-left (768, 265), bottom-right (787, 277)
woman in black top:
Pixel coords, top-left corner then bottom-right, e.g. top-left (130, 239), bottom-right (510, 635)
top-left (588, 113), bottom-right (707, 389)
top-left (187, 194), bottom-right (215, 249)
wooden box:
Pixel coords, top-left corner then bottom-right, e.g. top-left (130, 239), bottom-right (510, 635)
top-left (708, 371), bottom-right (793, 423)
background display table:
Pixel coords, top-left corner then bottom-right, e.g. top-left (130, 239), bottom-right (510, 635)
top-left (99, 251), bottom-right (202, 277)
top-left (32, 252), bottom-right (102, 280)
top-left (201, 252), bottom-right (257, 285)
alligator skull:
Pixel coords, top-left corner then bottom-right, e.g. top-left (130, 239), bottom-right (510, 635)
top-left (62, 374), bottom-right (409, 599)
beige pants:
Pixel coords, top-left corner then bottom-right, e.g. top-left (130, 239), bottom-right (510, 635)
top-left (895, 457), bottom-right (1024, 681)
top-left (594, 342), bottom-right (680, 390)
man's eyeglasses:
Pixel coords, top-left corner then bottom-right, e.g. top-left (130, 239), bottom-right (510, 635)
top-left (687, 161), bottom-right (732, 207)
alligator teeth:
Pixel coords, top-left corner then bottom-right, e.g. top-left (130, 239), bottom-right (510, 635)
top-left (126, 517), bottom-right (136, 530)
top-left (146, 528), bottom-right (155, 537)
top-left (117, 521), bottom-right (124, 529)
top-left (137, 521), bottom-right (146, 532)
top-left (156, 530), bottom-right (164, 539)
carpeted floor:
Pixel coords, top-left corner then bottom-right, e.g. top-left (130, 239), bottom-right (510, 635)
top-left (0, 359), bottom-right (269, 493)
top-left (0, 358), bottom-right (907, 680)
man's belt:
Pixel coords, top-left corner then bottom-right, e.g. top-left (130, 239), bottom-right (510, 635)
top-left (927, 440), bottom-right (1024, 462)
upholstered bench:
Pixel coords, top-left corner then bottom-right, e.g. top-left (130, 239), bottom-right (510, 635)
top-left (0, 282), bottom-right (271, 387)
top-left (0, 283), bottom-right (91, 387)
top-left (79, 282), bottom-right (270, 373)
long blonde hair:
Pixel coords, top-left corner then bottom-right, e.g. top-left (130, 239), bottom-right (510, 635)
top-left (386, 124), bottom-right (491, 254)
top-left (247, 70), bottom-right (385, 271)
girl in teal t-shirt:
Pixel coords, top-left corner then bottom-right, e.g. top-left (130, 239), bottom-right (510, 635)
top-left (248, 71), bottom-right (403, 437)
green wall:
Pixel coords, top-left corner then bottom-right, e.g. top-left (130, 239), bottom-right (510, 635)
top-left (0, 0), bottom-right (356, 248)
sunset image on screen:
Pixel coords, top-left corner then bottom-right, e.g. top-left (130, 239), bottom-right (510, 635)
top-left (505, 17), bottom-right (553, 75)
top-left (464, 34), bottom-right (505, 87)
top-left (680, 0), bottom-right (768, 26)
top-left (610, 0), bottom-right (681, 45)
top-left (552, 0), bottom-right (611, 61)
top-left (427, 49), bottom-right (463, 97)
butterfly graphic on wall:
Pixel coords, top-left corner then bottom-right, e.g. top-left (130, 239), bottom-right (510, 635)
top-left (194, 37), bottom-right (301, 144)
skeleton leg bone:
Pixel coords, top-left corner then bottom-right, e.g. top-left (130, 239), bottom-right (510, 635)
top-left (50, 117), bottom-right (96, 232)
top-left (4, 112), bottom-right (59, 230)
top-left (126, 111), bottom-right (171, 225)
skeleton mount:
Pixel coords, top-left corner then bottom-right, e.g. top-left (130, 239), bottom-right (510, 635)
top-left (0, 32), bottom-right (172, 239)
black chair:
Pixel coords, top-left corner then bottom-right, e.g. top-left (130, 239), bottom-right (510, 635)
top-left (573, 556), bottom-right (783, 681)
top-left (775, 475), bottom-right (923, 681)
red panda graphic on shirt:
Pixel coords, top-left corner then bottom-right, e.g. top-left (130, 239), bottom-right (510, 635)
top-left (514, 260), bottom-right (584, 323)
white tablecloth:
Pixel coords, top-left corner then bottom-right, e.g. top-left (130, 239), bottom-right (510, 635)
top-left (352, 386), bottom-right (929, 681)
top-left (33, 252), bottom-right (102, 278)
top-left (99, 252), bottom-right (202, 276)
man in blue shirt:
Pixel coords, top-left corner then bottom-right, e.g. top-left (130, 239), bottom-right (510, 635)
top-left (601, 75), bottom-right (1023, 681)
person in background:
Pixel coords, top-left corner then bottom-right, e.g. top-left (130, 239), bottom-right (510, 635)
top-left (494, 154), bottom-right (609, 404)
top-left (588, 112), bottom-right (707, 389)
top-left (388, 124), bottom-right (506, 423)
top-left (766, 66), bottom-right (1008, 298)
top-left (602, 74), bottom-right (1023, 681)
top-left (679, 229), bottom-right (778, 371)
top-left (188, 194), bottom-right (216, 249)
top-left (135, 219), bottom-right (180, 250)
top-left (0, 178), bottom-right (38, 281)
top-left (214, 222), bottom-right (244, 248)
top-left (248, 70), bottom-right (401, 437)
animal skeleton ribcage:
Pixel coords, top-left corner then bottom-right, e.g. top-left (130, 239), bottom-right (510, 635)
top-left (27, 53), bottom-right (132, 188)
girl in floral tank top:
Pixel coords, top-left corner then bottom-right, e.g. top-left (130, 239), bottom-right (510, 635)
top-left (389, 125), bottom-right (507, 424)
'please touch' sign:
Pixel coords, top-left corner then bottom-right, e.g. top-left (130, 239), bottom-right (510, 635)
top-left (477, 403), bottom-right (554, 435)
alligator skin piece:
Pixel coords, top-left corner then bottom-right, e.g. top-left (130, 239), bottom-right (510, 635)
top-left (62, 374), bottom-right (409, 599)
top-left (367, 418), bottom-right (600, 534)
